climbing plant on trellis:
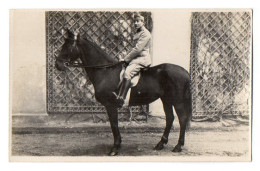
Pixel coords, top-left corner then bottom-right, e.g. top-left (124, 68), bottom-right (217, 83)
top-left (190, 12), bottom-right (252, 120)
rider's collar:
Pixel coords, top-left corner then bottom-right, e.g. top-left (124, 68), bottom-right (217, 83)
top-left (136, 26), bottom-right (145, 33)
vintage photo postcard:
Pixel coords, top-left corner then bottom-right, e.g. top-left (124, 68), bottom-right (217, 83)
top-left (10, 9), bottom-right (252, 162)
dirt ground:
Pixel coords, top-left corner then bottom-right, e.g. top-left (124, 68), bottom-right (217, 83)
top-left (11, 126), bottom-right (250, 157)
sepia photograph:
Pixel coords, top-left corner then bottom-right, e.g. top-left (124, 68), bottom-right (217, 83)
top-left (10, 9), bottom-right (252, 161)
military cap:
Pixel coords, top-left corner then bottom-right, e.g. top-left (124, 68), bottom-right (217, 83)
top-left (134, 13), bottom-right (144, 22)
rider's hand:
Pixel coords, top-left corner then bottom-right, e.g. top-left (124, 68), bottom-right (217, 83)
top-left (119, 58), bottom-right (125, 62)
top-left (118, 55), bottom-right (127, 66)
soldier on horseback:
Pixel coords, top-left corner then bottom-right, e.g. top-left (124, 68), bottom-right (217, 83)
top-left (113, 13), bottom-right (152, 107)
top-left (56, 16), bottom-right (191, 154)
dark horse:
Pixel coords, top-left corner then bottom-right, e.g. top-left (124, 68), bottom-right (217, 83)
top-left (55, 30), bottom-right (192, 156)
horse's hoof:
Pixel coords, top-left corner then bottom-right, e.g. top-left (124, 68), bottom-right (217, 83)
top-left (172, 145), bottom-right (182, 152)
top-left (154, 141), bottom-right (165, 151)
top-left (108, 151), bottom-right (118, 156)
top-left (108, 145), bottom-right (120, 156)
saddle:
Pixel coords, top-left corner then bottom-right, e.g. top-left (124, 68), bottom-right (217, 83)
top-left (118, 66), bottom-right (149, 107)
top-left (118, 66), bottom-right (149, 88)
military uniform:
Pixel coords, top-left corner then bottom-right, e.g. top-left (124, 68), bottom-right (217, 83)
top-left (113, 14), bottom-right (152, 107)
top-left (124, 26), bottom-right (152, 79)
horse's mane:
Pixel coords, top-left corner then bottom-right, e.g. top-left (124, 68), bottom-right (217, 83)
top-left (80, 38), bottom-right (117, 63)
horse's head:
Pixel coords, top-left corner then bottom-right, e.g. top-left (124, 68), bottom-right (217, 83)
top-left (55, 29), bottom-right (81, 71)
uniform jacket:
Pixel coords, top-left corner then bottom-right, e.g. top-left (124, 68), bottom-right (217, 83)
top-left (124, 26), bottom-right (152, 67)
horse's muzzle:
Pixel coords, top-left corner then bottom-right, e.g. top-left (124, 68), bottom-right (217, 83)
top-left (55, 58), bottom-right (66, 71)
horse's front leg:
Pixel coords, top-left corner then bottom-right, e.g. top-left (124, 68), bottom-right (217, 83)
top-left (105, 106), bottom-right (121, 156)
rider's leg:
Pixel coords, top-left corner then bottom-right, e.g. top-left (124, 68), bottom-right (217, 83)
top-left (113, 64), bottom-right (144, 107)
top-left (124, 63), bottom-right (143, 80)
top-left (116, 78), bottom-right (131, 105)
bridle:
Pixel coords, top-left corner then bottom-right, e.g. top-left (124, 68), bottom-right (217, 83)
top-left (57, 37), bottom-right (120, 69)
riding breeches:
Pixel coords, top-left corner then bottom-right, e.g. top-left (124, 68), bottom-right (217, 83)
top-left (124, 63), bottom-right (146, 80)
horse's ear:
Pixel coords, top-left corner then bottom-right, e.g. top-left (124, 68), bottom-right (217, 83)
top-left (61, 28), bottom-right (67, 38)
top-left (76, 34), bottom-right (80, 41)
top-left (74, 29), bottom-right (80, 40)
top-left (61, 28), bottom-right (73, 39)
top-left (67, 29), bottom-right (74, 39)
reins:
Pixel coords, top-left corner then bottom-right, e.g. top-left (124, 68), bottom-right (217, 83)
top-left (60, 36), bottom-right (121, 69)
top-left (64, 61), bottom-right (120, 69)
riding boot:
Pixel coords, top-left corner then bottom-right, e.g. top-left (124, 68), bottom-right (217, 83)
top-left (116, 78), bottom-right (131, 107)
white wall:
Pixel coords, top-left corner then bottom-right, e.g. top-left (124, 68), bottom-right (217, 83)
top-left (10, 10), bottom-right (191, 115)
top-left (11, 10), bottom-right (46, 114)
top-left (152, 10), bottom-right (191, 69)
top-left (150, 11), bottom-right (191, 115)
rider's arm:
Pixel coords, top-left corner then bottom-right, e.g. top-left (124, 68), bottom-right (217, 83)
top-left (124, 31), bottom-right (151, 63)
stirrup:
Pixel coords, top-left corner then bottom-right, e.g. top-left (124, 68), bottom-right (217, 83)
top-left (112, 92), bottom-right (119, 99)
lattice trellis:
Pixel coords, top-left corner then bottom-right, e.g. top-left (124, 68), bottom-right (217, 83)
top-left (46, 11), bottom-right (152, 114)
top-left (190, 12), bottom-right (252, 120)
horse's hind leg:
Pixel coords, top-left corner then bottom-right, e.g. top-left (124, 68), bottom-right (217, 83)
top-left (154, 100), bottom-right (174, 150)
top-left (172, 102), bottom-right (191, 152)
